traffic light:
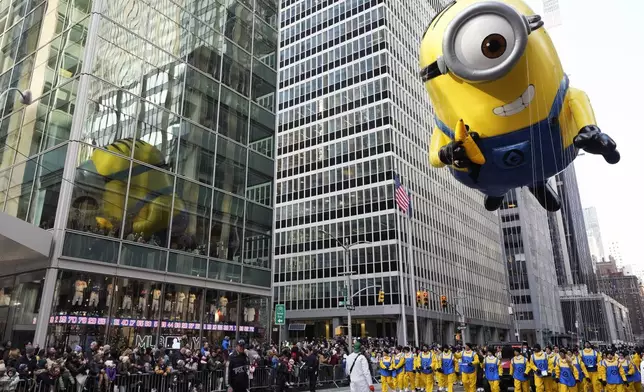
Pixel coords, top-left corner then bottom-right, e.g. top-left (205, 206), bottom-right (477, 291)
top-left (441, 295), bottom-right (448, 310)
top-left (416, 291), bottom-right (422, 305)
top-left (423, 291), bottom-right (429, 307)
top-left (378, 291), bottom-right (385, 303)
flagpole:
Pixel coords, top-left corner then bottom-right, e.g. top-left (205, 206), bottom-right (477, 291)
top-left (396, 208), bottom-right (409, 346)
top-left (394, 172), bottom-right (409, 346)
top-left (408, 191), bottom-right (420, 347)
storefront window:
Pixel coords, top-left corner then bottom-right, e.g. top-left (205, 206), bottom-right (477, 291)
top-left (239, 293), bottom-right (269, 342)
top-left (47, 270), bottom-right (111, 349)
top-left (160, 284), bottom-right (203, 350)
top-left (202, 290), bottom-right (238, 348)
top-left (108, 278), bottom-right (162, 349)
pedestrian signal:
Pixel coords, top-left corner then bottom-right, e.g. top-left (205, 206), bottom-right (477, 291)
top-left (440, 295), bottom-right (448, 309)
top-left (378, 291), bottom-right (385, 303)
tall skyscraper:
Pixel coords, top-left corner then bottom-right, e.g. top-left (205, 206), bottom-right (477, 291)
top-left (547, 165), bottom-right (624, 344)
top-left (273, 0), bottom-right (511, 343)
top-left (0, 0), bottom-right (277, 347)
top-left (583, 206), bottom-right (605, 268)
top-left (608, 241), bottom-right (624, 266)
top-left (553, 165), bottom-right (596, 292)
top-left (500, 188), bottom-right (565, 346)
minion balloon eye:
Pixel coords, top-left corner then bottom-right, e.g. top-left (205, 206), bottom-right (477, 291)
top-left (420, 1), bottom-right (543, 82)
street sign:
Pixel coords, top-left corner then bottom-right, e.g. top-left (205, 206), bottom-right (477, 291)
top-left (346, 304), bottom-right (355, 311)
top-left (275, 304), bottom-right (286, 325)
top-left (339, 301), bottom-right (345, 306)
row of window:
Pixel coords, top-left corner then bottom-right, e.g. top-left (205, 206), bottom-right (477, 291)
top-left (278, 126), bottom-right (390, 175)
top-left (277, 242), bottom-right (397, 272)
top-left (277, 101), bottom-right (391, 157)
top-left (279, 29), bottom-right (387, 89)
top-left (281, 0), bottom-right (381, 49)
top-left (276, 153), bottom-right (391, 197)
top-left (280, 0), bottom-right (340, 28)
top-left (274, 276), bottom-right (399, 310)
top-left (278, 76), bottom-right (389, 131)
top-left (280, 52), bottom-right (387, 109)
top-left (280, 5), bottom-right (385, 67)
top-left (276, 182), bottom-right (393, 228)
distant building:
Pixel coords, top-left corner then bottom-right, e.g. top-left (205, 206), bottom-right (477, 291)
top-left (500, 187), bottom-right (565, 346)
top-left (559, 285), bottom-right (634, 345)
top-left (608, 241), bottom-right (625, 267)
top-left (547, 165), bottom-right (626, 345)
top-left (553, 167), bottom-right (597, 292)
top-left (597, 256), bottom-right (622, 276)
top-left (583, 207), bottom-right (605, 270)
top-left (597, 260), bottom-right (644, 341)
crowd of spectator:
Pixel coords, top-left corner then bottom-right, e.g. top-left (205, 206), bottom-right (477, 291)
top-left (0, 336), bottom-right (389, 392)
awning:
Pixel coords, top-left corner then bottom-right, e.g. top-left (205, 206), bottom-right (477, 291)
top-left (0, 211), bottom-right (53, 272)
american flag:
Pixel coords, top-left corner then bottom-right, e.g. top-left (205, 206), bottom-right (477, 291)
top-left (394, 174), bottom-right (411, 216)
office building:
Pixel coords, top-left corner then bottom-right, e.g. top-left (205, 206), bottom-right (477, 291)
top-left (597, 258), bottom-right (644, 341)
top-left (273, 0), bottom-right (511, 344)
top-left (559, 285), bottom-right (634, 345)
top-left (547, 165), bottom-right (623, 344)
top-left (0, 0), bottom-right (277, 348)
top-left (500, 187), bottom-right (565, 346)
top-left (552, 166), bottom-right (597, 292)
top-left (608, 241), bottom-right (625, 267)
top-left (583, 206), bottom-right (604, 268)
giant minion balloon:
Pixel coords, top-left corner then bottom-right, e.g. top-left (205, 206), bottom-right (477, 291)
top-left (420, 0), bottom-right (620, 212)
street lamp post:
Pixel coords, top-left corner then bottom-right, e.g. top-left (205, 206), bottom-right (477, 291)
top-left (320, 229), bottom-right (370, 345)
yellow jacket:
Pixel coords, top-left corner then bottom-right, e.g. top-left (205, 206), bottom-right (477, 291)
top-left (461, 350), bottom-right (480, 365)
top-left (599, 358), bottom-right (628, 382)
top-left (555, 359), bottom-right (580, 381)
top-left (528, 351), bottom-right (555, 375)
top-left (380, 355), bottom-right (394, 371)
top-left (575, 355), bottom-right (590, 379)
top-left (393, 354), bottom-right (406, 371)
top-left (483, 356), bottom-right (503, 377)
top-left (632, 354), bottom-right (641, 371)
top-left (509, 355), bottom-right (529, 376)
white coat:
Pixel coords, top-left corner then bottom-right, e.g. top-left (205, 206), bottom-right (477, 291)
top-left (345, 352), bottom-right (373, 392)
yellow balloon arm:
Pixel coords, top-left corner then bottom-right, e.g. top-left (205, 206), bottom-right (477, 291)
top-left (454, 120), bottom-right (486, 165)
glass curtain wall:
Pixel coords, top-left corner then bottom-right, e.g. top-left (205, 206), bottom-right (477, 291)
top-left (60, 0), bottom-right (276, 288)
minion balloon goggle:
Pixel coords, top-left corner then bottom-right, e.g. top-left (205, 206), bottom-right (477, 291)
top-left (420, 1), bottom-right (544, 83)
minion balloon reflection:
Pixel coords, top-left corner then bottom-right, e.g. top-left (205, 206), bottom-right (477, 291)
top-left (420, 0), bottom-right (620, 212)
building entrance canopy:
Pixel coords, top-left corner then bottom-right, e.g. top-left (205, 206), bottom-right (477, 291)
top-left (0, 211), bottom-right (53, 271)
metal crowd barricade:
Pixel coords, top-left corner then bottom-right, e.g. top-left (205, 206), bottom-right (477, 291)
top-left (7, 363), bottom-right (371, 392)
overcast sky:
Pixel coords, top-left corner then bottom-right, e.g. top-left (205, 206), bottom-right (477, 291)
top-left (521, 0), bottom-right (643, 268)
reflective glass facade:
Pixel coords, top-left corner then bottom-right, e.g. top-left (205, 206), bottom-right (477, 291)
top-left (0, 0), bottom-right (277, 346)
top-left (274, 0), bottom-right (511, 341)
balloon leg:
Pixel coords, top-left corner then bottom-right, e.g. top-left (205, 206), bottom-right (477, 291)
top-left (484, 195), bottom-right (505, 211)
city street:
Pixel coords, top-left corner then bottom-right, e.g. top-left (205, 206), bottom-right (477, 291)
top-left (318, 383), bottom-right (467, 392)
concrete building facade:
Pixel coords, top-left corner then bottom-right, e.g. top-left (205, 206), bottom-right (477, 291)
top-left (597, 258), bottom-right (644, 341)
top-left (559, 285), bottom-right (634, 345)
top-left (500, 187), bottom-right (565, 346)
top-left (273, 0), bottom-right (511, 344)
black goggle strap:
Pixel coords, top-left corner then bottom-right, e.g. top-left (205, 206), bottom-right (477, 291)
top-left (420, 61), bottom-right (444, 82)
